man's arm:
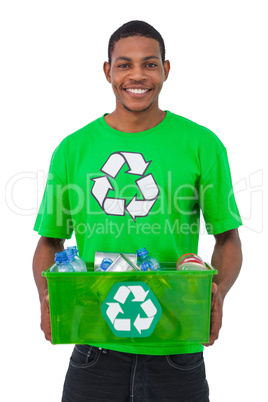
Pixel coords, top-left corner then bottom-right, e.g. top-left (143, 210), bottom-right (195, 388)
top-left (32, 236), bottom-right (65, 342)
top-left (206, 228), bottom-right (242, 346)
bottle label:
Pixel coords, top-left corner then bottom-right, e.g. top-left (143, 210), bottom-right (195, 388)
top-left (141, 261), bottom-right (154, 271)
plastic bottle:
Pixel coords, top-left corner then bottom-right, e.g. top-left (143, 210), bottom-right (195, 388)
top-left (66, 246), bottom-right (87, 272)
top-left (94, 258), bottom-right (113, 272)
top-left (50, 251), bottom-right (75, 272)
top-left (137, 248), bottom-right (161, 271)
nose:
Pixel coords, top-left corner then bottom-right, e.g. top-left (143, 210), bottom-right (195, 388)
top-left (128, 65), bottom-right (147, 81)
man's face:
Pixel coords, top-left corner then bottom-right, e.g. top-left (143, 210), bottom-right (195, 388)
top-left (104, 36), bottom-right (170, 113)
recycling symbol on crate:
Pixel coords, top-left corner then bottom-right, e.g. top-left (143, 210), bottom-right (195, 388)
top-left (91, 151), bottom-right (159, 221)
top-left (101, 282), bottom-right (162, 337)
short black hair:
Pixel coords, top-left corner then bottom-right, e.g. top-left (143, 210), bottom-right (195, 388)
top-left (108, 20), bottom-right (166, 64)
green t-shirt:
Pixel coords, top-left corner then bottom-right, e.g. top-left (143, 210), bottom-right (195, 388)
top-left (34, 111), bottom-right (242, 355)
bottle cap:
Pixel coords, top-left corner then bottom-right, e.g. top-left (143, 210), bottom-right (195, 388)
top-left (67, 246), bottom-right (78, 255)
top-left (137, 247), bottom-right (148, 258)
top-left (65, 248), bottom-right (75, 260)
top-left (55, 251), bottom-right (68, 263)
top-left (100, 258), bottom-right (113, 271)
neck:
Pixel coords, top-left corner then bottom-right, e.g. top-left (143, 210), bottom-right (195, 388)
top-left (104, 104), bottom-right (166, 133)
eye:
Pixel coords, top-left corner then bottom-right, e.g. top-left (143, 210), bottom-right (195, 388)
top-left (146, 63), bottom-right (157, 68)
top-left (118, 64), bottom-right (130, 69)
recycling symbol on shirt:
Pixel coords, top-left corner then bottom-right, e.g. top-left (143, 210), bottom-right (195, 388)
top-left (101, 282), bottom-right (162, 338)
top-left (91, 152), bottom-right (159, 221)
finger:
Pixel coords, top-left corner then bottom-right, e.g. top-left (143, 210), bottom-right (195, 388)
top-left (41, 319), bottom-right (52, 342)
top-left (211, 282), bottom-right (218, 296)
top-left (208, 312), bottom-right (222, 346)
top-left (209, 327), bottom-right (219, 345)
top-left (45, 332), bottom-right (52, 343)
top-left (45, 294), bottom-right (50, 307)
top-left (44, 289), bottom-right (50, 305)
top-left (203, 332), bottom-right (218, 347)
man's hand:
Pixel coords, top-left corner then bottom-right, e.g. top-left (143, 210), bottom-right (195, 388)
top-left (203, 229), bottom-right (242, 347)
top-left (203, 283), bottom-right (223, 347)
top-left (40, 289), bottom-right (52, 342)
top-left (33, 236), bottom-right (65, 343)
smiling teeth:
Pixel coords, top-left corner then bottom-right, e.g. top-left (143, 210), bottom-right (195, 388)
top-left (126, 88), bottom-right (149, 94)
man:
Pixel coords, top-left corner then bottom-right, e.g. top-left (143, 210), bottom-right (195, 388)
top-left (33, 20), bottom-right (242, 401)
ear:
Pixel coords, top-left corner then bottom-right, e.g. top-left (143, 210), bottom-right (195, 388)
top-left (103, 61), bottom-right (111, 83)
top-left (163, 60), bottom-right (170, 81)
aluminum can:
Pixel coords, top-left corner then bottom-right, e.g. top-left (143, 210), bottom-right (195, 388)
top-left (105, 254), bottom-right (135, 272)
top-left (176, 253), bottom-right (205, 271)
top-left (94, 251), bottom-right (137, 271)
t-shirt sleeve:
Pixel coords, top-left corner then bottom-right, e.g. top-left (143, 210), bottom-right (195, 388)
top-left (33, 143), bottom-right (74, 239)
top-left (199, 147), bottom-right (242, 235)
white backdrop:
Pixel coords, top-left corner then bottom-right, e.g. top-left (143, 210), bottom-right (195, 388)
top-left (1, 0), bottom-right (267, 401)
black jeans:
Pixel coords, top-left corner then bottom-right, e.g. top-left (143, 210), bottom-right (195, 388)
top-left (62, 345), bottom-right (209, 402)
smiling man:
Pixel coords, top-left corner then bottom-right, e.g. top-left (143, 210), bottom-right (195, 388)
top-left (33, 21), bottom-right (242, 402)
top-left (103, 34), bottom-right (170, 130)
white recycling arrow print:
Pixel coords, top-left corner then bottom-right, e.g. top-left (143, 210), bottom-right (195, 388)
top-left (104, 284), bottom-right (158, 334)
top-left (127, 285), bottom-right (149, 302)
top-left (133, 299), bottom-right (157, 334)
top-left (91, 151), bottom-right (159, 221)
top-left (140, 299), bottom-right (157, 317)
top-left (133, 299), bottom-right (157, 333)
top-left (113, 286), bottom-right (131, 304)
top-left (126, 198), bottom-right (157, 220)
top-left (91, 176), bottom-right (113, 208)
top-left (120, 152), bottom-right (150, 176)
top-left (106, 303), bottom-right (123, 323)
top-left (134, 315), bottom-right (154, 334)
top-left (101, 152), bottom-right (151, 178)
top-left (103, 198), bottom-right (126, 216)
top-left (114, 318), bottom-right (131, 331)
top-left (101, 153), bottom-right (125, 179)
top-left (136, 174), bottom-right (159, 200)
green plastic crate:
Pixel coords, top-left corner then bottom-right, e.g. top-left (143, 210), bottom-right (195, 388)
top-left (42, 263), bottom-right (217, 345)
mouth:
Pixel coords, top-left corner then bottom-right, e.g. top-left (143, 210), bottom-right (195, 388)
top-left (123, 87), bottom-right (152, 97)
